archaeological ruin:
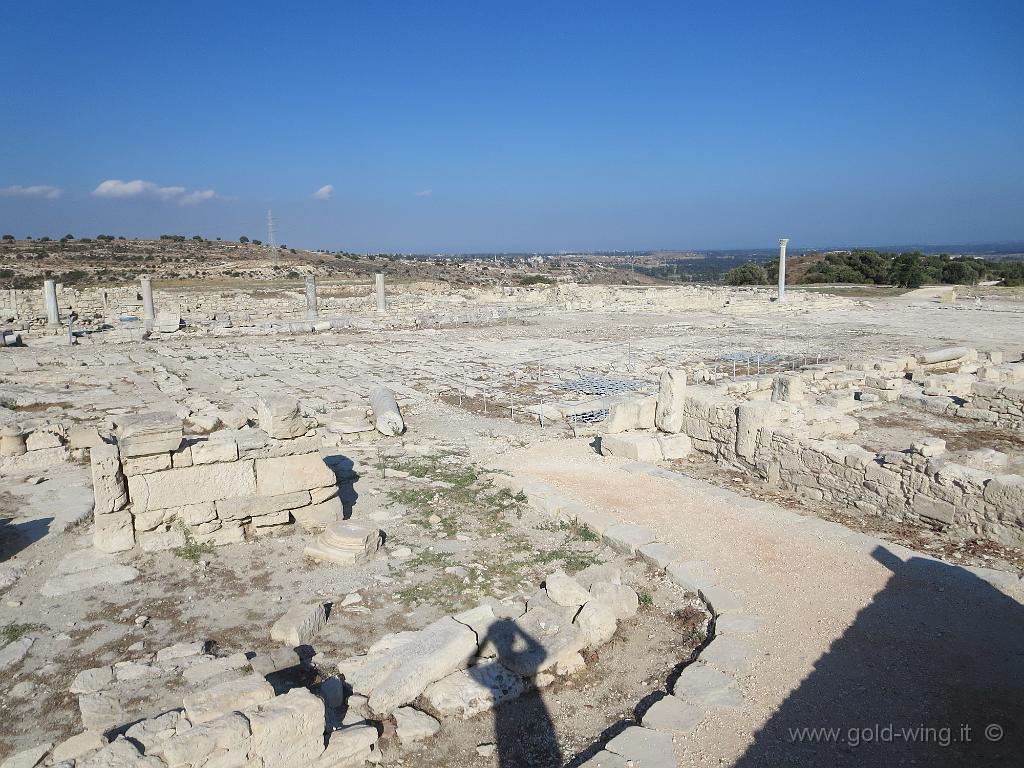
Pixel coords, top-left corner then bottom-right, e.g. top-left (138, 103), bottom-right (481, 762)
top-left (1, 273), bottom-right (1022, 768)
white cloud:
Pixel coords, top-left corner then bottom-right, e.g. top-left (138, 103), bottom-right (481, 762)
top-left (415, 189), bottom-right (433, 197)
top-left (312, 184), bottom-right (334, 200)
top-left (0, 184), bottom-right (63, 200)
top-left (92, 179), bottom-right (217, 205)
top-left (178, 189), bottom-right (216, 206)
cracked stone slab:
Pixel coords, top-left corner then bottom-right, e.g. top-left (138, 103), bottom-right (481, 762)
top-left (338, 616), bottom-right (478, 715)
top-left (698, 636), bottom-right (756, 674)
top-left (637, 541), bottom-right (680, 570)
top-left (578, 750), bottom-right (629, 768)
top-left (0, 740), bottom-right (53, 768)
top-left (671, 662), bottom-right (744, 708)
top-left (640, 694), bottom-right (705, 732)
top-left (665, 560), bottom-right (716, 592)
top-left (602, 523), bottom-right (658, 555)
top-left (0, 636), bottom-right (34, 671)
top-left (699, 585), bottom-right (742, 616)
top-left (605, 726), bottom-right (676, 768)
top-left (40, 548), bottom-right (140, 597)
top-left (714, 613), bottom-right (765, 636)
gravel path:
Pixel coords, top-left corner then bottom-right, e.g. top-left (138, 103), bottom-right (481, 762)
top-left (494, 439), bottom-right (1024, 767)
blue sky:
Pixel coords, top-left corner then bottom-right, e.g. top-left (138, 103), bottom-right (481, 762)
top-left (1, 1), bottom-right (1021, 252)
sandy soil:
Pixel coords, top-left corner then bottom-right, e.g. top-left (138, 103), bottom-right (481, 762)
top-left (493, 439), bottom-right (1024, 767)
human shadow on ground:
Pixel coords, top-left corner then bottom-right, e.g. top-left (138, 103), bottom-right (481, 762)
top-left (0, 514), bottom-right (54, 563)
top-left (733, 545), bottom-right (1024, 767)
top-left (472, 618), bottom-right (564, 768)
top-left (322, 453), bottom-right (359, 519)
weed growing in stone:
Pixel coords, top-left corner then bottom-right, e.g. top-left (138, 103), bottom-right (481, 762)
top-left (174, 525), bottom-right (216, 563)
top-left (1, 622), bottom-right (45, 644)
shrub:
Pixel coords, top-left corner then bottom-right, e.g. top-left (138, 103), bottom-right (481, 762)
top-left (724, 262), bottom-right (769, 285)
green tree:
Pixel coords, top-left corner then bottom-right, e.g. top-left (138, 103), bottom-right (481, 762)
top-left (941, 260), bottom-right (976, 285)
top-left (724, 262), bottom-right (769, 286)
top-left (239, 236), bottom-right (249, 243)
top-left (890, 253), bottom-right (927, 289)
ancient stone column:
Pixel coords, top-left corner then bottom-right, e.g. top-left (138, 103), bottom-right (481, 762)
top-left (8, 288), bottom-right (17, 319)
top-left (375, 273), bottom-right (387, 313)
top-left (140, 275), bottom-right (155, 325)
top-left (369, 386), bottom-right (404, 435)
top-left (305, 275), bottom-right (319, 321)
top-left (43, 279), bottom-right (59, 325)
top-left (0, 425), bottom-right (27, 456)
top-left (777, 238), bottom-right (789, 303)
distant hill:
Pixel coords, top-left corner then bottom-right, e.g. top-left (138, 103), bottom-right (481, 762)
top-left (0, 237), bottom-right (662, 290)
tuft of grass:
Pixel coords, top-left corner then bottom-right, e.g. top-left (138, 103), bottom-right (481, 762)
top-left (540, 519), bottom-right (600, 542)
top-left (2, 622), bottom-right (45, 644)
top-left (386, 454), bottom-right (527, 538)
top-left (174, 525), bottom-right (216, 563)
top-left (405, 549), bottom-right (455, 570)
top-left (637, 591), bottom-right (654, 608)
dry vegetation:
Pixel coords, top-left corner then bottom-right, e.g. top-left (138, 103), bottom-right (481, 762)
top-left (0, 238), bottom-right (663, 291)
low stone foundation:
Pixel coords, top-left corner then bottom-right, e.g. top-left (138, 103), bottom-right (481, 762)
top-left (90, 398), bottom-right (345, 553)
top-left (599, 347), bottom-right (1024, 548)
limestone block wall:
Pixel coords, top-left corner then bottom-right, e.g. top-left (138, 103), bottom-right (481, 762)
top-left (0, 286), bottom-right (144, 326)
top-left (965, 380), bottom-right (1024, 429)
top-left (600, 355), bottom-right (1024, 548)
top-left (90, 417), bottom-right (344, 553)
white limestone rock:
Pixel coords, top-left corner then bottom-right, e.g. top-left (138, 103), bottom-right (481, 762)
top-left (183, 674), bottom-right (275, 724)
top-left (190, 438), bottom-right (238, 465)
top-left (312, 725), bottom-right (379, 768)
top-left (0, 742), bottom-right (53, 768)
top-left (152, 711), bottom-right (249, 767)
top-left (90, 444), bottom-right (127, 514)
top-left (544, 572), bottom-right (592, 608)
top-left (50, 731), bottom-right (106, 764)
top-left (590, 582), bottom-right (639, 620)
top-left (338, 616), bottom-right (478, 715)
top-left (0, 636), bottom-right (34, 671)
top-left (599, 433), bottom-right (663, 462)
top-left (270, 602), bottom-right (328, 646)
top-left (93, 511), bottom-right (135, 553)
top-left (128, 461), bottom-right (256, 512)
top-left (256, 395), bottom-right (308, 440)
top-left (655, 369), bottom-right (687, 433)
top-left (575, 600), bottom-right (617, 650)
top-left (421, 662), bottom-right (528, 720)
top-left (246, 687), bottom-right (326, 768)
top-left (79, 737), bottom-right (165, 768)
top-left (605, 726), bottom-right (676, 768)
top-left (70, 666), bottom-right (114, 695)
top-left (255, 453), bottom-right (336, 496)
top-left (394, 707), bottom-right (441, 743)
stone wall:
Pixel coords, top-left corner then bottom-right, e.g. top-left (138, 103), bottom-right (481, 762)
top-left (90, 399), bottom-right (345, 553)
top-left (598, 348), bottom-right (1024, 548)
top-left (3, 280), bottom-right (859, 336)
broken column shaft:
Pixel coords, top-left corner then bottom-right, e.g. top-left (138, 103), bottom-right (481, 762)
top-left (43, 279), bottom-right (59, 325)
top-left (305, 275), bottom-right (319, 321)
top-left (140, 275), bottom-right (155, 325)
top-left (375, 273), bottom-right (387, 313)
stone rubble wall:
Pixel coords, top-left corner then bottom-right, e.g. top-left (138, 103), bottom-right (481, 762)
top-left (599, 348), bottom-right (1024, 548)
top-left (90, 402), bottom-right (347, 554)
top-left (3, 281), bottom-right (859, 336)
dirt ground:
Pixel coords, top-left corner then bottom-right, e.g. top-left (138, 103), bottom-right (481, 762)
top-left (2, 285), bottom-right (1023, 765)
